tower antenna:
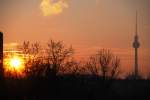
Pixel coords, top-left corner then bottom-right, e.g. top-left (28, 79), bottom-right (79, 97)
top-left (136, 11), bottom-right (138, 35)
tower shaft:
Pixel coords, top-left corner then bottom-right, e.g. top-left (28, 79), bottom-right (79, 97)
top-left (134, 48), bottom-right (138, 77)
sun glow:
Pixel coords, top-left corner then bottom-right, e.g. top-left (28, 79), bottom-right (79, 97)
top-left (4, 55), bottom-right (25, 76)
top-left (9, 57), bottom-right (22, 69)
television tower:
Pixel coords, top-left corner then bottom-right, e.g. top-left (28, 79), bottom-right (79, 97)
top-left (132, 12), bottom-right (140, 78)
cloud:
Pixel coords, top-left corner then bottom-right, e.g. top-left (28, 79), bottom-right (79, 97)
top-left (40, 0), bottom-right (68, 16)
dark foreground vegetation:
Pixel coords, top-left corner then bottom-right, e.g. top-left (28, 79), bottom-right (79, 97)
top-left (1, 40), bottom-right (150, 99)
top-left (1, 76), bottom-right (150, 100)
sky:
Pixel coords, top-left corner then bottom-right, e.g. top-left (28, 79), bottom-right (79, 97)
top-left (0, 0), bottom-right (150, 77)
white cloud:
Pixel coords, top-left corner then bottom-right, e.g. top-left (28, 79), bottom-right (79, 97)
top-left (40, 0), bottom-right (68, 16)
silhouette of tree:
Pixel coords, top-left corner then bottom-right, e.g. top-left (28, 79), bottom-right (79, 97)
top-left (22, 41), bottom-right (30, 55)
top-left (86, 56), bottom-right (99, 76)
top-left (21, 41), bottom-right (41, 59)
top-left (21, 41), bottom-right (44, 78)
top-left (20, 41), bottom-right (121, 79)
top-left (87, 49), bottom-right (121, 79)
top-left (5, 68), bottom-right (19, 79)
top-left (111, 56), bottom-right (121, 79)
top-left (60, 59), bottom-right (85, 75)
top-left (97, 49), bottom-right (113, 79)
top-left (45, 39), bottom-right (74, 77)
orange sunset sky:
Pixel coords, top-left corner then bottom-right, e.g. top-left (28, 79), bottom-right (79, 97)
top-left (0, 0), bottom-right (150, 77)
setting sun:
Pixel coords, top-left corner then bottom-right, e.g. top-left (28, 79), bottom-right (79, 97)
top-left (4, 55), bottom-right (25, 76)
top-left (9, 57), bottom-right (22, 69)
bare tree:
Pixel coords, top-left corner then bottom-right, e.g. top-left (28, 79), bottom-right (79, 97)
top-left (21, 41), bottom-right (41, 59)
top-left (63, 59), bottom-right (88, 75)
top-left (111, 56), bottom-right (120, 79)
top-left (21, 41), bottom-right (44, 78)
top-left (86, 49), bottom-right (121, 79)
top-left (86, 56), bottom-right (99, 75)
top-left (46, 39), bottom-right (74, 76)
top-left (97, 49), bottom-right (113, 79)
top-left (22, 41), bottom-right (30, 55)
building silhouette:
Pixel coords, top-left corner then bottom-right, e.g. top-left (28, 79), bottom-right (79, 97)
top-left (132, 12), bottom-right (140, 78)
top-left (0, 32), bottom-right (3, 79)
